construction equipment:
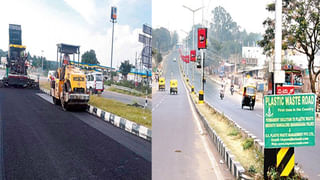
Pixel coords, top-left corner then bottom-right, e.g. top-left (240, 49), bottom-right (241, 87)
top-left (0, 24), bottom-right (39, 88)
top-left (50, 43), bottom-right (89, 111)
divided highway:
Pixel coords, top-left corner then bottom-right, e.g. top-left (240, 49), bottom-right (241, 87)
top-left (186, 57), bottom-right (320, 179)
top-left (0, 82), bottom-right (151, 179)
top-left (152, 50), bottom-right (233, 180)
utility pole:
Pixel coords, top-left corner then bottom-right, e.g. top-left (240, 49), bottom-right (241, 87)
top-left (41, 50), bottom-right (44, 73)
top-left (183, 5), bottom-right (203, 93)
top-left (110, 6), bottom-right (117, 70)
top-left (264, 0), bottom-right (290, 179)
top-left (181, 29), bottom-right (189, 79)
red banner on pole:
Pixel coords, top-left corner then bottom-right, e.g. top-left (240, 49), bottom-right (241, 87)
top-left (190, 50), bottom-right (196, 62)
top-left (184, 55), bottom-right (189, 63)
top-left (198, 28), bottom-right (207, 49)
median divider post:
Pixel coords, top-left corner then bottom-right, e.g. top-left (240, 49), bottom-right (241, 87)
top-left (198, 90), bottom-right (204, 104)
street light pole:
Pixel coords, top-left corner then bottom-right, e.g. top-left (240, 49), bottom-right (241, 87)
top-left (41, 50), bottom-right (44, 73)
top-left (182, 5), bottom-right (203, 93)
top-left (181, 29), bottom-right (189, 78)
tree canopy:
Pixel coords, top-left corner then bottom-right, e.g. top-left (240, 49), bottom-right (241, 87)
top-left (81, 50), bottom-right (99, 65)
top-left (204, 6), bottom-right (261, 67)
top-left (258, 0), bottom-right (320, 93)
top-left (119, 60), bottom-right (134, 79)
top-left (152, 27), bottom-right (178, 53)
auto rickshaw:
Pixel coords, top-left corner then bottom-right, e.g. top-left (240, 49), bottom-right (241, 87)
top-left (159, 77), bottom-right (165, 91)
top-left (170, 79), bottom-right (178, 94)
top-left (241, 84), bottom-right (256, 110)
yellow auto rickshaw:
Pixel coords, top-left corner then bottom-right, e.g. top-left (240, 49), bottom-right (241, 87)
top-left (170, 79), bottom-right (178, 94)
top-left (241, 84), bottom-right (256, 110)
top-left (158, 77), bottom-right (165, 91)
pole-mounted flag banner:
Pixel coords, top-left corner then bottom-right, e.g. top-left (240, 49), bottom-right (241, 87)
top-left (111, 6), bottom-right (117, 20)
top-left (198, 28), bottom-right (207, 49)
top-left (190, 50), bottom-right (196, 62)
top-left (185, 55), bottom-right (189, 63)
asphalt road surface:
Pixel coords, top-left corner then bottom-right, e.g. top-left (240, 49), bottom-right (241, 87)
top-left (185, 56), bottom-right (320, 179)
top-left (0, 88), bottom-right (151, 179)
top-left (101, 90), bottom-right (152, 110)
top-left (152, 50), bottom-right (233, 180)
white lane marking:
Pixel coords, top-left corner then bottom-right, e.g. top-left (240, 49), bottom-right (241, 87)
top-left (181, 72), bottom-right (224, 180)
top-left (256, 114), bottom-right (262, 118)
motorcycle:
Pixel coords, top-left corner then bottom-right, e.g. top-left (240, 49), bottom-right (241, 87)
top-left (220, 91), bottom-right (224, 100)
top-left (230, 86), bottom-right (234, 95)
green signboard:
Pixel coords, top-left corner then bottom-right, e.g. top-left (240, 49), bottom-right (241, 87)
top-left (264, 94), bottom-right (316, 148)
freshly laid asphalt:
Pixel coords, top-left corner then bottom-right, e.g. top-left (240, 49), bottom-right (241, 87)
top-left (0, 88), bottom-right (151, 179)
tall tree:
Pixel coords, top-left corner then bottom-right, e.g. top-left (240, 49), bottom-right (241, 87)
top-left (171, 31), bottom-right (179, 47)
top-left (258, 0), bottom-right (320, 93)
top-left (81, 50), bottom-right (99, 64)
top-left (119, 60), bottom-right (133, 79)
top-left (152, 27), bottom-right (172, 52)
top-left (206, 6), bottom-right (261, 67)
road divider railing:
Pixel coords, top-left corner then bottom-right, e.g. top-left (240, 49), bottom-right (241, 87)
top-left (88, 105), bottom-right (151, 141)
top-left (39, 87), bottom-right (152, 141)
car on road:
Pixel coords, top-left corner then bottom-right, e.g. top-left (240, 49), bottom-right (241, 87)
top-left (173, 58), bottom-right (176, 62)
top-left (158, 77), bottom-right (165, 91)
top-left (170, 79), bottom-right (178, 94)
top-left (86, 72), bottom-right (104, 94)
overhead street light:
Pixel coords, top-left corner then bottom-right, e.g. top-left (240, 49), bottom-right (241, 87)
top-left (180, 29), bottom-right (190, 77)
top-left (182, 5), bottom-right (203, 94)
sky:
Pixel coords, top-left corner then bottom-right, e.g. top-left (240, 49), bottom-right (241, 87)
top-left (0, 0), bottom-right (151, 68)
top-left (153, 0), bottom-right (274, 41)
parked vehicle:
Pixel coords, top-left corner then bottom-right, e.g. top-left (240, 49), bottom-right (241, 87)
top-left (86, 72), bottom-right (104, 94)
top-left (241, 84), bottom-right (256, 110)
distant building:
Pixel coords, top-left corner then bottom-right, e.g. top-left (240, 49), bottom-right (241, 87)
top-left (242, 46), bottom-right (266, 68)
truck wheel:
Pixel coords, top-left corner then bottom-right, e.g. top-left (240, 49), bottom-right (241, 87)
top-left (61, 100), bottom-right (69, 111)
top-left (53, 97), bottom-right (60, 105)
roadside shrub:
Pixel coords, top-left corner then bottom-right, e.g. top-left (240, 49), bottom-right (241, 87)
top-left (242, 138), bottom-right (254, 150)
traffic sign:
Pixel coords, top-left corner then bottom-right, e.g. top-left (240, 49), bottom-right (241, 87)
top-left (143, 24), bottom-right (152, 36)
top-left (264, 94), bottom-right (316, 148)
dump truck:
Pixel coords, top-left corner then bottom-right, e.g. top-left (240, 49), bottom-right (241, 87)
top-left (50, 43), bottom-right (89, 111)
top-left (0, 24), bottom-right (39, 88)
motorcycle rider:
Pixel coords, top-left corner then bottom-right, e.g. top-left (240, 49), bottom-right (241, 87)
top-left (220, 84), bottom-right (225, 99)
top-left (230, 84), bottom-right (234, 95)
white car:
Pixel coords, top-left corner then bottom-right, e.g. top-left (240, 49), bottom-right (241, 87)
top-left (173, 58), bottom-right (176, 62)
top-left (86, 72), bottom-right (104, 94)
